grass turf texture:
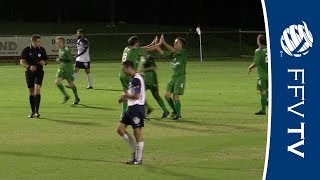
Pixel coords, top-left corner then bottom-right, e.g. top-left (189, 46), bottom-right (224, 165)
top-left (0, 60), bottom-right (267, 180)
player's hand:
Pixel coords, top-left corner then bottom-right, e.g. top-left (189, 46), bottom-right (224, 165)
top-left (153, 36), bottom-right (159, 44)
top-left (118, 94), bottom-right (127, 103)
top-left (160, 34), bottom-right (165, 43)
top-left (39, 60), bottom-right (47, 65)
top-left (30, 66), bottom-right (37, 72)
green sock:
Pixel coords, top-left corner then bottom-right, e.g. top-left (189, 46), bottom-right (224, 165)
top-left (121, 101), bottom-right (128, 116)
top-left (57, 84), bottom-right (68, 97)
top-left (261, 94), bottom-right (267, 112)
top-left (166, 97), bottom-right (176, 113)
top-left (174, 100), bottom-right (181, 116)
top-left (157, 98), bottom-right (169, 112)
top-left (71, 85), bottom-right (79, 99)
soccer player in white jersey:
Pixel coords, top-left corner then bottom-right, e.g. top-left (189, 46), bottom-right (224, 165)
top-left (73, 29), bottom-right (93, 89)
top-left (117, 60), bottom-right (146, 165)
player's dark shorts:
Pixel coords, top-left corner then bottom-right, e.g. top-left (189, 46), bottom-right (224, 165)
top-left (144, 72), bottom-right (159, 91)
top-left (120, 105), bottom-right (145, 129)
top-left (256, 78), bottom-right (268, 91)
top-left (25, 70), bottom-right (44, 88)
top-left (75, 61), bottom-right (90, 69)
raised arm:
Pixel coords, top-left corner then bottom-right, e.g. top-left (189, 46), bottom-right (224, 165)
top-left (161, 34), bottom-right (175, 52)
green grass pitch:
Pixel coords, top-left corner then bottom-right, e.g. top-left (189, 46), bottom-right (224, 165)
top-left (0, 60), bottom-right (267, 180)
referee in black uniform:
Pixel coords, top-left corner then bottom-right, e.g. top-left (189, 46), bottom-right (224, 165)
top-left (20, 34), bottom-right (48, 118)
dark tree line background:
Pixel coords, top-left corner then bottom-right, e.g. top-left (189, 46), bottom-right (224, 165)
top-left (0, 0), bottom-right (264, 29)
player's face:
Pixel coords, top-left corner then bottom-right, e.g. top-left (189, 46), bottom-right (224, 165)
top-left (257, 36), bottom-right (261, 46)
top-left (173, 39), bottom-right (182, 50)
top-left (32, 39), bottom-right (41, 48)
top-left (76, 32), bottom-right (82, 38)
top-left (55, 39), bottom-right (63, 48)
top-left (122, 66), bottom-right (133, 76)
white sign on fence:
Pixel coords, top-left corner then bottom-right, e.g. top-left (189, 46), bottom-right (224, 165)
top-left (0, 35), bottom-right (77, 57)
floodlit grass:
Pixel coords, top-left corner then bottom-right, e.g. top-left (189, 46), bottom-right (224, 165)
top-left (0, 60), bottom-right (267, 180)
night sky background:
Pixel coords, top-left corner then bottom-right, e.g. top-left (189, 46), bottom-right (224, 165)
top-left (0, 0), bottom-right (264, 29)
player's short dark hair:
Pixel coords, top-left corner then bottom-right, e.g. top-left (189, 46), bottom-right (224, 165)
top-left (55, 36), bottom-right (65, 43)
top-left (128, 36), bottom-right (139, 46)
top-left (258, 34), bottom-right (266, 45)
top-left (122, 60), bottom-right (134, 69)
top-left (176, 37), bottom-right (186, 47)
top-left (31, 34), bottom-right (41, 42)
top-left (77, 29), bottom-right (84, 34)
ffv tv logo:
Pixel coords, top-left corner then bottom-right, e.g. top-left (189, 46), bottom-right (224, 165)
top-left (280, 21), bottom-right (313, 57)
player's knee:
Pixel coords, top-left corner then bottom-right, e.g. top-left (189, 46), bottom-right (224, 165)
top-left (173, 95), bottom-right (180, 101)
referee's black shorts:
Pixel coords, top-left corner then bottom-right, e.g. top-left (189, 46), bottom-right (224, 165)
top-left (25, 70), bottom-right (44, 88)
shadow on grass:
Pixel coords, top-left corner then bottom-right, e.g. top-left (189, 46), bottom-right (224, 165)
top-left (92, 88), bottom-right (122, 92)
top-left (143, 164), bottom-right (210, 180)
top-left (74, 104), bottom-right (117, 111)
top-left (41, 117), bottom-right (102, 127)
top-left (148, 119), bottom-right (264, 133)
top-left (0, 151), bottom-right (118, 164)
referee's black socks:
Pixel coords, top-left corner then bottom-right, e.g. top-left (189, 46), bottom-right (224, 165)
top-left (29, 95), bottom-right (35, 114)
top-left (34, 94), bottom-right (41, 113)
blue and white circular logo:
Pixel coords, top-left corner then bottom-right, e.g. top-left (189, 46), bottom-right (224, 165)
top-left (280, 21), bottom-right (313, 57)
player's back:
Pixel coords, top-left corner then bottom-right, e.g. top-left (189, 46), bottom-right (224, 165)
top-left (254, 46), bottom-right (268, 79)
top-left (122, 46), bottom-right (145, 70)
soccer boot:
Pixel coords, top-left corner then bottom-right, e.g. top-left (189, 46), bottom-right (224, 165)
top-left (255, 110), bottom-right (266, 115)
top-left (28, 113), bottom-right (35, 118)
top-left (86, 86), bottom-right (93, 89)
top-left (65, 84), bottom-right (71, 88)
top-left (34, 113), bottom-right (40, 118)
top-left (125, 153), bottom-right (136, 164)
top-left (172, 114), bottom-right (182, 120)
top-left (73, 97), bottom-right (80, 105)
top-left (61, 96), bottom-right (70, 104)
top-left (170, 112), bottom-right (177, 118)
top-left (161, 111), bottom-right (170, 119)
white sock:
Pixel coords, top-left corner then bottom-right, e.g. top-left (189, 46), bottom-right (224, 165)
top-left (135, 142), bottom-right (144, 161)
top-left (73, 73), bottom-right (78, 81)
top-left (122, 133), bottom-right (136, 153)
top-left (86, 74), bottom-right (93, 87)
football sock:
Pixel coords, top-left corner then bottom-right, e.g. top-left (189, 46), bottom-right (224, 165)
top-left (34, 94), bottom-right (41, 113)
top-left (86, 74), bottom-right (93, 87)
top-left (166, 97), bottom-right (176, 113)
top-left (157, 98), bottom-right (169, 112)
top-left (261, 94), bottom-right (267, 112)
top-left (174, 100), bottom-right (181, 116)
top-left (135, 142), bottom-right (144, 161)
top-left (122, 133), bottom-right (136, 153)
top-left (71, 85), bottom-right (79, 99)
top-left (57, 84), bottom-right (68, 97)
top-left (29, 95), bottom-right (35, 113)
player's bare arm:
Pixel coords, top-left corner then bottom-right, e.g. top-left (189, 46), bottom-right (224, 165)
top-left (248, 63), bottom-right (257, 74)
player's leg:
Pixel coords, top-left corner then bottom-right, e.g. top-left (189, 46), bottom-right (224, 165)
top-left (172, 76), bottom-right (185, 120)
top-left (56, 70), bottom-right (70, 103)
top-left (151, 89), bottom-right (169, 118)
top-left (255, 79), bottom-right (267, 115)
top-left (84, 63), bottom-right (93, 89)
top-left (66, 66), bottom-right (80, 88)
top-left (144, 99), bottom-right (153, 118)
top-left (33, 71), bottom-right (44, 117)
top-left (165, 78), bottom-right (176, 116)
top-left (133, 127), bottom-right (144, 164)
top-left (26, 71), bottom-right (36, 118)
top-left (117, 111), bottom-right (136, 163)
top-left (66, 72), bottom-right (80, 104)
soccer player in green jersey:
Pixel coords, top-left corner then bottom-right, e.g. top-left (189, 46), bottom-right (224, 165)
top-left (55, 36), bottom-right (80, 105)
top-left (248, 34), bottom-right (268, 115)
top-left (141, 54), bottom-right (170, 118)
top-left (156, 35), bottom-right (187, 120)
top-left (119, 36), bottom-right (161, 118)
